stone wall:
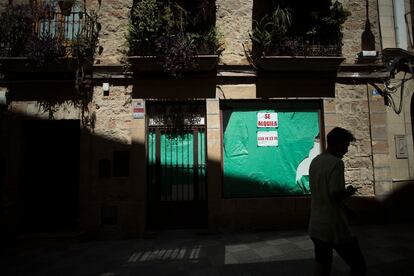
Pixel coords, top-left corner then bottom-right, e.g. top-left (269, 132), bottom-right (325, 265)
top-left (377, 0), bottom-right (414, 184)
top-left (342, 0), bottom-right (382, 62)
top-left (385, 78), bottom-right (412, 182)
top-left (330, 85), bottom-right (376, 195)
top-left (82, 83), bottom-right (147, 237)
top-left (328, 0), bottom-right (382, 196)
top-left (86, 0), bottom-right (132, 64)
top-left (216, 0), bottom-right (253, 65)
top-left (92, 84), bottom-right (133, 144)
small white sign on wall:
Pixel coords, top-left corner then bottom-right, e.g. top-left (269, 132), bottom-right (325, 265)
top-left (132, 99), bottom-right (145, 119)
top-left (395, 135), bottom-right (408, 159)
top-left (257, 112), bottom-right (278, 128)
top-left (257, 131), bottom-right (278, 147)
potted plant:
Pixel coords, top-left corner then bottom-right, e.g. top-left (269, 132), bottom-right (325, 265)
top-left (250, 6), bottom-right (292, 58)
top-left (126, 0), bottom-right (223, 77)
top-left (0, 4), bottom-right (34, 57)
top-left (250, 0), bottom-right (350, 71)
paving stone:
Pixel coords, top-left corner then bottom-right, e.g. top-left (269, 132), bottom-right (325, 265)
top-left (1, 223), bottom-right (414, 276)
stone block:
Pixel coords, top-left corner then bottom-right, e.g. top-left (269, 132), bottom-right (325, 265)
top-left (220, 84), bottom-right (256, 99)
top-left (347, 157), bottom-right (373, 170)
top-left (374, 166), bottom-right (392, 181)
top-left (323, 99), bottom-right (336, 112)
top-left (371, 126), bottom-right (388, 140)
top-left (207, 99), bottom-right (220, 115)
top-left (370, 98), bottom-right (387, 113)
top-left (324, 112), bottom-right (337, 127)
top-left (371, 112), bottom-right (387, 126)
top-left (345, 169), bottom-right (361, 183)
top-left (207, 114), bottom-right (221, 130)
top-left (336, 102), bottom-right (352, 114)
top-left (373, 153), bottom-right (391, 167)
top-left (372, 141), bottom-right (389, 153)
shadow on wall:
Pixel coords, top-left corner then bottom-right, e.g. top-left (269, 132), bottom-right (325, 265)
top-left (1, 104), bottom-right (414, 245)
top-left (131, 73), bottom-right (217, 99)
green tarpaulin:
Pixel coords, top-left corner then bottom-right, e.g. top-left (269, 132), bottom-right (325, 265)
top-left (223, 106), bottom-right (320, 197)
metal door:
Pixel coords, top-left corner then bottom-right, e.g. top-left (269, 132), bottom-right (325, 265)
top-left (147, 103), bottom-right (207, 229)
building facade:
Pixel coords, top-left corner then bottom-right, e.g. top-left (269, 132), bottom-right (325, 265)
top-left (1, 0), bottom-right (414, 239)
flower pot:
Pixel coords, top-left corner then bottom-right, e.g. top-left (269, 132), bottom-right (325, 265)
top-left (128, 55), bottom-right (219, 73)
top-left (58, 0), bottom-right (75, 16)
top-left (258, 56), bottom-right (344, 72)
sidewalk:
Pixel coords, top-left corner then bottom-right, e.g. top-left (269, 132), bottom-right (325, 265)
top-left (2, 223), bottom-right (414, 276)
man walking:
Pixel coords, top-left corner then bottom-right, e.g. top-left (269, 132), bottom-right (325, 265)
top-left (309, 127), bottom-right (366, 276)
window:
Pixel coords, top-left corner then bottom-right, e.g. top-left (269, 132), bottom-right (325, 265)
top-left (34, 0), bottom-right (83, 40)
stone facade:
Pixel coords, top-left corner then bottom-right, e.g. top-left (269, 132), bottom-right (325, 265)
top-left (2, 0), bottom-right (414, 238)
top-left (342, 0), bottom-right (382, 62)
top-left (328, 84), bottom-right (376, 195)
top-left (216, 0), bottom-right (253, 65)
top-left (86, 0), bottom-right (132, 64)
top-left (92, 85), bottom-right (133, 144)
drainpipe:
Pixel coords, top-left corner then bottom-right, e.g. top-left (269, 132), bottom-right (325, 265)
top-left (393, 0), bottom-right (408, 49)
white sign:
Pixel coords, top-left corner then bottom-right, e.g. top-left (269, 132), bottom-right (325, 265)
top-left (133, 99), bottom-right (145, 119)
top-left (395, 135), bottom-right (408, 158)
top-left (257, 112), bottom-right (278, 128)
top-left (257, 131), bottom-right (278, 147)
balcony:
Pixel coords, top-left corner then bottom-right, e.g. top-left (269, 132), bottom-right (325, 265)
top-left (251, 1), bottom-right (348, 66)
top-left (0, 3), bottom-right (99, 74)
top-left (126, 0), bottom-right (222, 78)
top-left (258, 40), bottom-right (344, 72)
top-left (250, 1), bottom-right (348, 97)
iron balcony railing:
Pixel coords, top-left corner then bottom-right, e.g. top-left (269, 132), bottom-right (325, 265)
top-left (0, 8), bottom-right (97, 59)
top-left (268, 38), bottom-right (342, 57)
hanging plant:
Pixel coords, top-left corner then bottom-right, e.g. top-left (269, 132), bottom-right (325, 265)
top-left (69, 10), bottom-right (102, 125)
top-left (155, 33), bottom-right (197, 77)
top-left (0, 1), bottom-right (102, 125)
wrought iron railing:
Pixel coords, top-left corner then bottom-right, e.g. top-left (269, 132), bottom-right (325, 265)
top-left (0, 7), bottom-right (97, 59)
top-left (268, 39), bottom-right (342, 57)
top-left (37, 11), bottom-right (92, 41)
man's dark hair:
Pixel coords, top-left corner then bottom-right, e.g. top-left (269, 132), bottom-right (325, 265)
top-left (327, 127), bottom-right (356, 146)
